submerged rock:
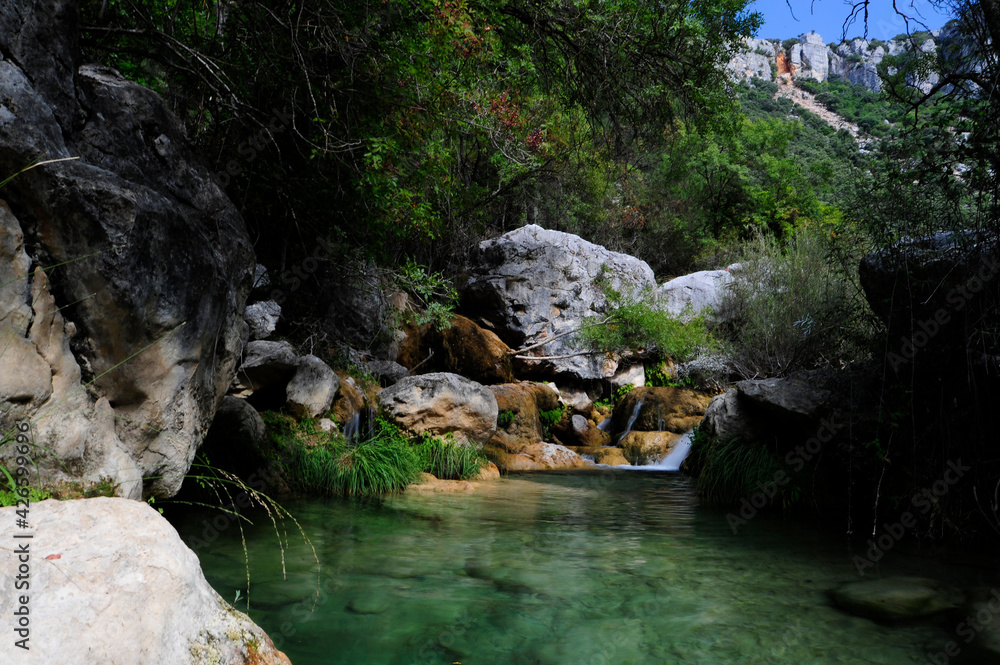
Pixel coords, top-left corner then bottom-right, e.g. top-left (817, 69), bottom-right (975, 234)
top-left (379, 372), bottom-right (498, 446)
top-left (0, 498), bottom-right (291, 664)
top-left (829, 576), bottom-right (962, 622)
top-left (463, 224), bottom-right (655, 381)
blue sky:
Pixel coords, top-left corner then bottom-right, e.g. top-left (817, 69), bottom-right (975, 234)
top-left (750, 0), bottom-right (955, 41)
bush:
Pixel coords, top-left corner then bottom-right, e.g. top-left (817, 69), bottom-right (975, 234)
top-left (715, 224), bottom-right (872, 378)
top-left (687, 432), bottom-right (798, 508)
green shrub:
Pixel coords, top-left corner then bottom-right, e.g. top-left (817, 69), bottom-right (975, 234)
top-left (415, 435), bottom-right (487, 480)
top-left (690, 435), bottom-right (796, 507)
top-left (0, 486), bottom-right (50, 508)
top-left (715, 224), bottom-right (872, 378)
top-left (497, 410), bottom-right (514, 429)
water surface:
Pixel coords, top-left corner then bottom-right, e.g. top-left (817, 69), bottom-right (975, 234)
top-left (173, 471), bottom-right (997, 664)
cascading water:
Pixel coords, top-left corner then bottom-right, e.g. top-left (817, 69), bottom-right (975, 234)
top-left (343, 406), bottom-right (375, 443)
top-left (615, 399), bottom-right (644, 445)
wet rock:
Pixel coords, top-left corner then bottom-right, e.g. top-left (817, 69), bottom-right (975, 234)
top-left (332, 374), bottom-right (367, 425)
top-left (590, 447), bottom-right (631, 466)
top-left (829, 576), bottom-right (962, 622)
top-left (619, 431), bottom-right (683, 465)
top-left (379, 372), bottom-right (498, 446)
top-left (0, 498), bottom-right (290, 664)
top-left (612, 386), bottom-right (711, 434)
top-left (463, 224), bottom-right (655, 381)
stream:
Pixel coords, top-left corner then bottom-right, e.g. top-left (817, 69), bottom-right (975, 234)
top-left (173, 471), bottom-right (999, 664)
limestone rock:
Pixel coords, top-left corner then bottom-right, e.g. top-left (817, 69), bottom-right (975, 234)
top-left (700, 389), bottom-right (758, 443)
top-left (0, 1), bottom-right (253, 498)
top-left (619, 431), bottom-right (684, 465)
top-left (736, 369), bottom-right (837, 420)
top-left (285, 354), bottom-right (339, 419)
top-left (610, 364), bottom-right (646, 392)
top-left (612, 386), bottom-right (711, 435)
top-left (245, 300), bottom-right (281, 340)
top-left (0, 498), bottom-right (290, 664)
top-left (590, 446), bottom-right (631, 466)
top-left (657, 268), bottom-right (734, 323)
top-left (379, 372), bottom-right (498, 446)
top-left (474, 461), bottom-right (502, 480)
top-left (321, 265), bottom-right (401, 360)
top-left (555, 413), bottom-right (612, 448)
top-left (234, 340), bottom-right (299, 395)
top-left (463, 224), bottom-right (656, 381)
top-left (365, 359), bottom-right (410, 386)
top-left (830, 577), bottom-right (962, 622)
top-left (332, 374), bottom-right (367, 425)
top-left (798, 31), bottom-right (830, 81)
top-left (488, 382), bottom-right (560, 452)
top-left (397, 315), bottom-right (514, 384)
top-left (486, 442), bottom-right (587, 471)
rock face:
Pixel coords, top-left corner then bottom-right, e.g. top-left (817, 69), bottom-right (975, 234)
top-left (656, 268), bottom-right (734, 322)
top-left (830, 577), bottom-right (962, 622)
top-left (245, 300), bottom-right (281, 340)
top-left (727, 30), bottom-right (943, 92)
top-left (0, 1), bottom-right (254, 498)
top-left (379, 372), bottom-right (498, 446)
top-left (0, 498), bottom-right (291, 664)
top-left (463, 224), bottom-right (656, 381)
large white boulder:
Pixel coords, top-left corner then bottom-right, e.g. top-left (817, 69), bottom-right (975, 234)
top-left (0, 498), bottom-right (291, 664)
top-left (463, 225), bottom-right (656, 381)
top-left (656, 267), bottom-right (734, 323)
top-left (379, 372), bottom-right (498, 446)
top-left (285, 354), bottom-right (339, 418)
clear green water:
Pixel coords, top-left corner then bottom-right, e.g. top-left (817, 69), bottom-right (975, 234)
top-left (172, 471), bottom-right (998, 665)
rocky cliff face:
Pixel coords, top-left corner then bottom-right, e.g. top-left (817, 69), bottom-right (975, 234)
top-left (728, 28), bottom-right (944, 92)
top-left (0, 0), bottom-right (254, 498)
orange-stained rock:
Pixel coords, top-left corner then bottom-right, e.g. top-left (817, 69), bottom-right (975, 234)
top-left (397, 315), bottom-right (514, 384)
top-left (488, 382), bottom-right (561, 452)
top-left (619, 431), bottom-right (683, 465)
top-left (473, 461), bottom-right (502, 480)
top-left (612, 386), bottom-right (711, 434)
top-left (332, 373), bottom-right (366, 424)
top-left (591, 447), bottom-right (631, 466)
top-left (485, 442), bottom-right (587, 471)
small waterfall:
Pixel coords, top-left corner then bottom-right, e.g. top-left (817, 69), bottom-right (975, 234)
top-left (616, 399), bottom-right (644, 445)
top-left (654, 431), bottom-right (693, 471)
top-left (597, 418), bottom-right (612, 432)
top-left (343, 406), bottom-right (375, 444)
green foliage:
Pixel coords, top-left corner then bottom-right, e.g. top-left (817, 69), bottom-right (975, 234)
top-left (716, 224), bottom-right (873, 378)
top-left (394, 261), bottom-right (459, 330)
top-left (0, 486), bottom-right (50, 508)
top-left (686, 429), bottom-right (799, 508)
top-left (781, 38), bottom-right (800, 50)
top-left (414, 435), bottom-right (487, 480)
top-left (497, 410), bottom-right (514, 429)
top-left (539, 406), bottom-right (565, 439)
top-left (268, 414), bottom-right (420, 496)
top-left (576, 282), bottom-right (714, 363)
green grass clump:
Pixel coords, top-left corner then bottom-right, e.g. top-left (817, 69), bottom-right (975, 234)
top-left (539, 406), bottom-right (565, 439)
top-left (688, 430), bottom-right (798, 508)
top-left (415, 435), bottom-right (487, 480)
top-left (497, 410), bottom-right (514, 429)
top-left (269, 413), bottom-right (421, 496)
top-left (0, 486), bottom-right (50, 507)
